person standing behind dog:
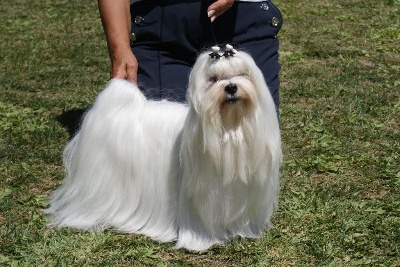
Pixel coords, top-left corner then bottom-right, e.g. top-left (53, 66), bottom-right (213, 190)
top-left (98, 0), bottom-right (283, 108)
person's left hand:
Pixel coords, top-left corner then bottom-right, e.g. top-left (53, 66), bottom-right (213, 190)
top-left (207, 0), bottom-right (235, 22)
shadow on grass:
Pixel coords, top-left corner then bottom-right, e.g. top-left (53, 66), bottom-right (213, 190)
top-left (56, 108), bottom-right (88, 139)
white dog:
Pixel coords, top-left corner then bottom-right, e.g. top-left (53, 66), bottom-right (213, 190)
top-left (46, 45), bottom-right (282, 252)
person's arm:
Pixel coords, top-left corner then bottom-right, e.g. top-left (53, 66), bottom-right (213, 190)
top-left (98, 0), bottom-right (137, 82)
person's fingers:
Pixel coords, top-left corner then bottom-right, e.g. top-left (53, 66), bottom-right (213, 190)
top-left (110, 52), bottom-right (138, 83)
top-left (126, 62), bottom-right (138, 83)
top-left (207, 0), bottom-right (234, 22)
top-left (111, 64), bottom-right (127, 79)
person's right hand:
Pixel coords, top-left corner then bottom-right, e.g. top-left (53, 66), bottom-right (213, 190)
top-left (110, 47), bottom-right (138, 83)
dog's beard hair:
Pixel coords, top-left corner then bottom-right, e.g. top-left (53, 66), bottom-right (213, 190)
top-left (195, 92), bottom-right (257, 185)
top-left (46, 49), bottom-right (282, 252)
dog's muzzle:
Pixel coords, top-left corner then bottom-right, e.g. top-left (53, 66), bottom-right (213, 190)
top-left (225, 83), bottom-right (237, 95)
top-left (225, 83), bottom-right (239, 103)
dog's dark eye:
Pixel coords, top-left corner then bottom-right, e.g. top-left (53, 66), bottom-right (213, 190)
top-left (209, 76), bottom-right (219, 83)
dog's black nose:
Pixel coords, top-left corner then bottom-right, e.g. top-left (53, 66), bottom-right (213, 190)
top-left (225, 83), bottom-right (237, 95)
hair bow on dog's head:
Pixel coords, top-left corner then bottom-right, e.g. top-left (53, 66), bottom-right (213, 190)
top-left (209, 44), bottom-right (236, 59)
top-left (223, 44), bottom-right (236, 58)
top-left (209, 46), bottom-right (222, 59)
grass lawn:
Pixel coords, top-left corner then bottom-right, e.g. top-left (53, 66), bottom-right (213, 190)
top-left (1, 0), bottom-right (399, 266)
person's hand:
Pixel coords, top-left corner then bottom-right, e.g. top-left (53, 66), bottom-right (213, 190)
top-left (207, 0), bottom-right (235, 22)
top-left (110, 47), bottom-right (138, 83)
top-left (98, 0), bottom-right (136, 82)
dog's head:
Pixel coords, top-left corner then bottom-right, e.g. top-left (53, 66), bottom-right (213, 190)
top-left (187, 45), bottom-right (270, 129)
top-left (184, 46), bottom-right (280, 185)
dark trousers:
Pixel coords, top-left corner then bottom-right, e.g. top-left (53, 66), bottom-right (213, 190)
top-left (130, 0), bottom-right (283, 108)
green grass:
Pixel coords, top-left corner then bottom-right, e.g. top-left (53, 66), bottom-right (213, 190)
top-left (1, 0), bottom-right (399, 266)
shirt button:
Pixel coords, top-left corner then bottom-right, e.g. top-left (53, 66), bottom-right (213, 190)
top-left (130, 33), bottom-right (136, 42)
top-left (271, 17), bottom-right (280, 27)
top-left (260, 3), bottom-right (269, 10)
top-left (134, 16), bottom-right (144, 25)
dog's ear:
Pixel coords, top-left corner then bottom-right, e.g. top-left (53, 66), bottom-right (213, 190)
top-left (236, 52), bottom-right (270, 95)
top-left (186, 52), bottom-right (211, 113)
